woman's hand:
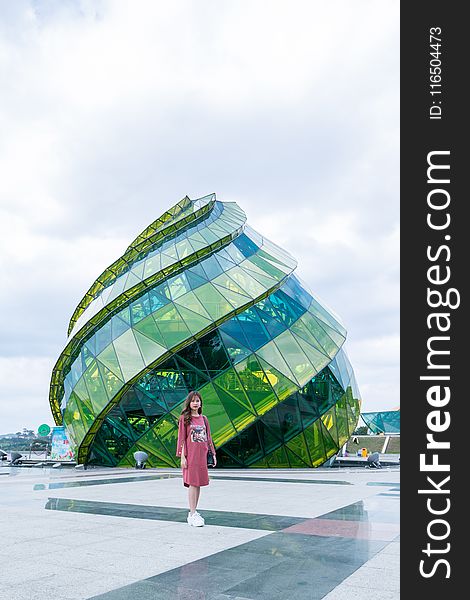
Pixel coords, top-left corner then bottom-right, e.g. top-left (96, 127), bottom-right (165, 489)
top-left (213, 455), bottom-right (217, 467)
top-left (181, 455), bottom-right (187, 469)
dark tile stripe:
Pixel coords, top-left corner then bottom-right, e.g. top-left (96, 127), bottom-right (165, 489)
top-left (44, 498), bottom-right (305, 531)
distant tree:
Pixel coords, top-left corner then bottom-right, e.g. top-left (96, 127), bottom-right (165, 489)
top-left (353, 426), bottom-right (368, 435)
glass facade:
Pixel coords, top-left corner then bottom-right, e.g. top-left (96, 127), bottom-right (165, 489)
top-left (49, 195), bottom-right (361, 467)
top-left (361, 410), bottom-right (400, 434)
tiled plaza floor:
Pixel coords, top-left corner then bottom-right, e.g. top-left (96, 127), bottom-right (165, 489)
top-left (0, 466), bottom-right (399, 599)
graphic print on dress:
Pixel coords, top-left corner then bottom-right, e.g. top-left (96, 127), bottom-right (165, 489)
top-left (190, 424), bottom-right (207, 443)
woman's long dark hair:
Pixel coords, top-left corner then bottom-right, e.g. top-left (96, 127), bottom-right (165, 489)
top-left (181, 391), bottom-right (203, 425)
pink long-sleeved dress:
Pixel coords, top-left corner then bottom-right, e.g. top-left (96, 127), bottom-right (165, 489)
top-left (176, 414), bottom-right (215, 487)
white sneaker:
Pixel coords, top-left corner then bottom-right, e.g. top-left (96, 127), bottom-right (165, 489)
top-left (187, 512), bottom-right (195, 526)
top-left (194, 511), bottom-right (205, 525)
top-left (192, 512), bottom-right (204, 527)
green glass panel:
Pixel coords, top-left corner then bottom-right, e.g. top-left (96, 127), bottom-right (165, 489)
top-left (285, 444), bottom-right (310, 468)
top-left (249, 253), bottom-right (286, 279)
top-left (235, 357), bottom-right (278, 417)
top-left (265, 445), bottom-right (290, 468)
top-left (83, 360), bottom-right (109, 415)
top-left (226, 266), bottom-right (265, 299)
top-left (335, 395), bottom-right (349, 445)
top-left (96, 361), bottom-right (124, 400)
top-left (212, 285), bottom-right (252, 310)
top-left (308, 299), bottom-right (347, 338)
top-left (96, 342), bottom-right (124, 380)
top-left (273, 331), bottom-right (315, 386)
top-left (256, 357), bottom-right (296, 405)
top-left (292, 333), bottom-right (330, 370)
top-left (293, 315), bottom-right (338, 358)
top-left (259, 422), bottom-right (283, 454)
top-left (152, 413), bottom-right (179, 439)
top-left (173, 291), bottom-right (212, 320)
top-left (113, 330), bottom-right (145, 381)
top-left (117, 454), bottom-right (134, 468)
top-left (192, 283), bottom-right (234, 321)
top-left (321, 406), bottom-right (339, 445)
top-left (212, 370), bottom-right (257, 415)
top-left (152, 305), bottom-right (191, 348)
top-left (255, 342), bottom-right (297, 384)
top-left (137, 429), bottom-right (177, 467)
top-left (133, 314), bottom-right (168, 347)
top-left (73, 375), bottom-right (93, 407)
top-left (211, 273), bottom-right (251, 298)
top-left (65, 393), bottom-right (86, 444)
top-left (173, 305), bottom-right (212, 335)
top-left (319, 419), bottom-right (340, 459)
top-left (249, 456), bottom-right (269, 468)
top-left (304, 420), bottom-right (327, 467)
top-left (242, 263), bottom-right (278, 288)
top-left (213, 383), bottom-right (256, 432)
top-left (198, 383), bottom-right (237, 447)
top-left (286, 432), bottom-right (312, 467)
top-left (133, 330), bottom-right (166, 365)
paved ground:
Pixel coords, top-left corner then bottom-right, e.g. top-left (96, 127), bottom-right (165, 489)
top-left (0, 465), bottom-right (400, 599)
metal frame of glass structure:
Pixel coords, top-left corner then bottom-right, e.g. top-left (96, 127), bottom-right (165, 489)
top-left (49, 194), bottom-right (362, 467)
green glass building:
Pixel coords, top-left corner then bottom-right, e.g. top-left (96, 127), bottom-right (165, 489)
top-left (49, 194), bottom-right (361, 467)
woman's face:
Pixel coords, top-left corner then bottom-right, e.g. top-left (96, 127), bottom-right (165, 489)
top-left (190, 396), bottom-right (201, 411)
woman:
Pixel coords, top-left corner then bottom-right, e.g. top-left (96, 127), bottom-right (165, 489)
top-left (176, 390), bottom-right (217, 527)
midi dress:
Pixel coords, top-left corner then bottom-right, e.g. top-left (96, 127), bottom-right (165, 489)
top-left (176, 414), bottom-right (216, 487)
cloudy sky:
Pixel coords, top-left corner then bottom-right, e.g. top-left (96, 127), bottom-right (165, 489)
top-left (0, 0), bottom-right (399, 434)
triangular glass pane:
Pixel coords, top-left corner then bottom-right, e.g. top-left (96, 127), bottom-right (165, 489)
top-left (304, 419), bottom-right (327, 467)
top-left (285, 444), bottom-right (310, 468)
top-left (133, 314), bottom-right (167, 347)
top-left (286, 432), bottom-right (312, 467)
top-left (272, 331), bottom-right (316, 387)
top-left (265, 445), bottom-right (290, 468)
top-left (219, 330), bottom-right (252, 365)
top-left (198, 382), bottom-right (237, 447)
top-left (256, 342), bottom-right (297, 384)
top-left (292, 333), bottom-right (330, 371)
top-left (173, 290), bottom-right (212, 320)
top-left (213, 284), bottom-right (252, 310)
top-left (125, 271), bottom-right (142, 291)
top-left (321, 406), bottom-right (339, 445)
top-left (96, 360), bottom-right (124, 400)
top-left (192, 283), bottom-right (234, 321)
top-left (152, 305), bottom-right (191, 348)
top-left (256, 357), bottom-right (297, 405)
top-left (113, 330), bottom-right (145, 381)
top-left (235, 357), bottom-right (279, 417)
top-left (319, 418), bottom-right (340, 459)
top-left (173, 304), bottom-right (212, 335)
top-left (186, 270), bottom-right (208, 291)
top-left (133, 330), bottom-right (166, 365)
top-left (213, 382), bottom-right (256, 432)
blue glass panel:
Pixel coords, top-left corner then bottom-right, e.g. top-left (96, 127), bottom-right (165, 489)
top-left (219, 331), bottom-right (252, 365)
top-left (186, 270), bottom-right (207, 291)
top-left (219, 316), bottom-right (252, 349)
top-left (148, 288), bottom-right (169, 312)
top-left (111, 315), bottom-right (129, 340)
top-left (200, 255), bottom-right (223, 280)
top-left (254, 306), bottom-right (286, 339)
top-left (282, 275), bottom-right (313, 310)
top-left (233, 233), bottom-right (259, 258)
top-left (95, 319), bottom-right (113, 354)
top-left (235, 307), bottom-right (270, 351)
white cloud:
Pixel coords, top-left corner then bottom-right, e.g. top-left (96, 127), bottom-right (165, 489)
top-left (0, 0), bottom-right (399, 432)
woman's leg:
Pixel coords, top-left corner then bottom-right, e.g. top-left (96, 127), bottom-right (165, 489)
top-left (195, 486), bottom-right (201, 510)
top-left (188, 486), bottom-right (199, 513)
